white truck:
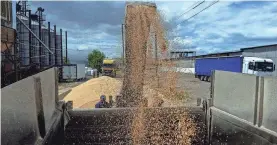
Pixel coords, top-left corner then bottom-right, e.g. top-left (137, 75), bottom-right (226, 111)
top-left (195, 56), bottom-right (275, 81)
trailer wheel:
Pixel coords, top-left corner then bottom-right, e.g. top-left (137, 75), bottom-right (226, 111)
top-left (198, 75), bottom-right (201, 80)
top-left (203, 76), bottom-right (206, 82)
top-left (200, 76), bottom-right (204, 81)
top-left (202, 76), bottom-right (205, 81)
top-left (207, 76), bottom-right (211, 82)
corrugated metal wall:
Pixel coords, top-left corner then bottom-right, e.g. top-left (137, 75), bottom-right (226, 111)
top-left (242, 45), bottom-right (277, 77)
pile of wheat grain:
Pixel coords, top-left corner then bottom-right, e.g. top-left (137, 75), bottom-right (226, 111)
top-left (62, 76), bottom-right (165, 108)
top-left (63, 76), bottom-right (122, 108)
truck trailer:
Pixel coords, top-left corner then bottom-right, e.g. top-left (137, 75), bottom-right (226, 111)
top-left (62, 64), bottom-right (86, 81)
top-left (195, 56), bottom-right (275, 81)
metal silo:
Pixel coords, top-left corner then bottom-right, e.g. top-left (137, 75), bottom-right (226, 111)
top-left (17, 15), bottom-right (30, 66)
top-left (41, 26), bottom-right (49, 66)
top-left (56, 34), bottom-right (62, 65)
top-left (31, 20), bottom-right (40, 65)
top-left (50, 31), bottom-right (55, 65)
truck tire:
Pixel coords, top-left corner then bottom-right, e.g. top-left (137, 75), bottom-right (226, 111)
top-left (200, 76), bottom-right (204, 81)
top-left (203, 76), bottom-right (206, 81)
top-left (198, 75), bottom-right (201, 80)
top-left (207, 76), bottom-right (211, 82)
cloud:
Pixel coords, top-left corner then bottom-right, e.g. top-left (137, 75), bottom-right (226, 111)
top-left (158, 1), bottom-right (277, 54)
top-left (29, 1), bottom-right (125, 63)
top-left (29, 1), bottom-right (277, 62)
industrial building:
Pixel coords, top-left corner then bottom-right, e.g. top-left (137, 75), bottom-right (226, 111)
top-left (241, 44), bottom-right (277, 77)
top-left (1, 1), bottom-right (69, 88)
top-left (1, 1), bottom-right (18, 87)
top-left (194, 50), bottom-right (242, 58)
top-left (170, 49), bottom-right (196, 59)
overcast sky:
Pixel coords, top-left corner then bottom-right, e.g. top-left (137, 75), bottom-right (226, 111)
top-left (29, 1), bottom-right (277, 63)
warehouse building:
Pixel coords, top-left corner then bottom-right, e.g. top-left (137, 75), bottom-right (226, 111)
top-left (241, 44), bottom-right (277, 77)
top-left (194, 50), bottom-right (242, 58)
top-left (170, 49), bottom-right (196, 59)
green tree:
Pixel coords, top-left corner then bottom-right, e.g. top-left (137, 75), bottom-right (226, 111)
top-left (88, 49), bottom-right (105, 73)
top-left (63, 57), bottom-right (70, 64)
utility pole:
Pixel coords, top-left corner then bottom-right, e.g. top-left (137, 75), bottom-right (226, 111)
top-left (28, 10), bottom-right (32, 64)
top-left (60, 29), bottom-right (63, 65)
top-left (48, 22), bottom-right (51, 65)
top-left (54, 25), bottom-right (56, 65)
top-left (121, 24), bottom-right (125, 65)
top-left (65, 31), bottom-right (68, 64)
top-left (38, 9), bottom-right (42, 68)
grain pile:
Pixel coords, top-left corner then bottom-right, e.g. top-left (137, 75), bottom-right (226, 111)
top-left (62, 76), bottom-right (164, 108)
top-left (63, 76), bottom-right (121, 108)
top-left (122, 2), bottom-right (197, 145)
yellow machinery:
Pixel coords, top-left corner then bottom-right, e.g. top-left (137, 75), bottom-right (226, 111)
top-left (102, 59), bottom-right (117, 77)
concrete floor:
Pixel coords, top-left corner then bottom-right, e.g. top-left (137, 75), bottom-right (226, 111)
top-left (177, 73), bottom-right (210, 104)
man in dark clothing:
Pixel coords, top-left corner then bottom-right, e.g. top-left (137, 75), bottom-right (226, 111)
top-left (95, 95), bottom-right (109, 108)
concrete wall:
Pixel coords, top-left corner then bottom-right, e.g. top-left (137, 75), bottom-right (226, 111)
top-left (174, 59), bottom-right (195, 68)
top-left (34, 68), bottom-right (58, 132)
top-left (242, 45), bottom-right (277, 77)
top-left (210, 70), bottom-right (277, 143)
top-left (1, 68), bottom-right (58, 145)
top-left (212, 71), bottom-right (257, 123)
top-left (262, 76), bottom-right (277, 132)
top-left (2, 76), bottom-right (40, 145)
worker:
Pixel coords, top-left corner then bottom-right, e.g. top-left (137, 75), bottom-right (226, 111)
top-left (95, 95), bottom-right (109, 108)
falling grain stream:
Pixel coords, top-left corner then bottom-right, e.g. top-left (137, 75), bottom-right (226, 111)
top-left (120, 2), bottom-right (198, 145)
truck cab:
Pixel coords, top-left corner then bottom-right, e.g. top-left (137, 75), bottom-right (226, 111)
top-left (243, 57), bottom-right (275, 76)
top-left (102, 59), bottom-right (117, 77)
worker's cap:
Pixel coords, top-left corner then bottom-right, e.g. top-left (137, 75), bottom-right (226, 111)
top-left (100, 95), bottom-right (106, 100)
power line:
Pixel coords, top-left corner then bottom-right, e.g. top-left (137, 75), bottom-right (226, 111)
top-left (170, 0), bottom-right (219, 39)
top-left (175, 0), bottom-right (206, 21)
top-left (179, 0), bottom-right (219, 24)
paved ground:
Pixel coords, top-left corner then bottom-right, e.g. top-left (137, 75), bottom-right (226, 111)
top-left (177, 73), bottom-right (210, 104)
top-left (58, 76), bottom-right (93, 100)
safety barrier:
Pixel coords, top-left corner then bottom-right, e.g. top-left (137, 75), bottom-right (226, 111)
top-left (1, 68), bottom-right (59, 144)
top-left (209, 70), bottom-right (277, 144)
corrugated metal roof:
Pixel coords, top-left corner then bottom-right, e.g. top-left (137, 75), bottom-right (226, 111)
top-left (170, 49), bottom-right (196, 53)
top-left (241, 44), bottom-right (277, 50)
top-left (194, 50), bottom-right (242, 57)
